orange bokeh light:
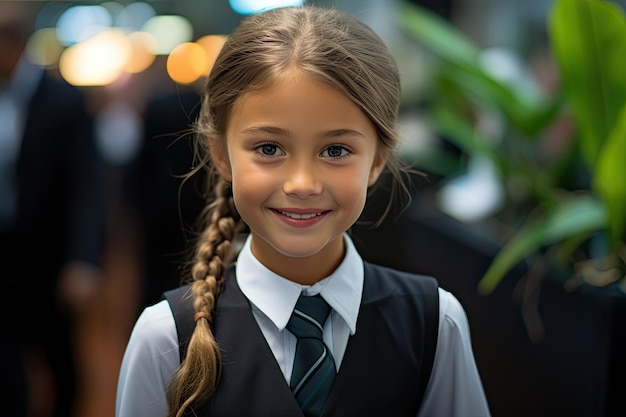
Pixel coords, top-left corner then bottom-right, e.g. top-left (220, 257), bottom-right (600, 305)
top-left (166, 41), bottom-right (209, 84)
top-left (196, 34), bottom-right (226, 75)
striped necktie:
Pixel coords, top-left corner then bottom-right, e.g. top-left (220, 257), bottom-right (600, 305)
top-left (287, 294), bottom-right (336, 417)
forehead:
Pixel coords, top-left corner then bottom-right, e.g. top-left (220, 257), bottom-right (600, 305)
top-left (228, 71), bottom-right (376, 137)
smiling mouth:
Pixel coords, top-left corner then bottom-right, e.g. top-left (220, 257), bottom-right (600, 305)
top-left (277, 210), bottom-right (324, 219)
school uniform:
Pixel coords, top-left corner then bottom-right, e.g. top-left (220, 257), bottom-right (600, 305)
top-left (116, 233), bottom-right (491, 417)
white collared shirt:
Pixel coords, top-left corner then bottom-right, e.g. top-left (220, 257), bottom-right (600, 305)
top-left (116, 233), bottom-right (491, 417)
top-left (236, 231), bottom-right (363, 381)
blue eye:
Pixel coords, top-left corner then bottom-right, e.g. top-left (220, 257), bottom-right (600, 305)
top-left (261, 144), bottom-right (278, 155)
top-left (255, 142), bottom-right (285, 158)
top-left (321, 146), bottom-right (350, 159)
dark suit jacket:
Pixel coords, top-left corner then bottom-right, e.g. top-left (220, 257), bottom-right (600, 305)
top-left (6, 71), bottom-right (106, 309)
top-left (0, 68), bottom-right (106, 417)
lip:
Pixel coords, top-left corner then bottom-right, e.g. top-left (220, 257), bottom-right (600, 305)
top-left (270, 208), bottom-right (330, 228)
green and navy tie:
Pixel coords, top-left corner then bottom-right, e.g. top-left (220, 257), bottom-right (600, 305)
top-left (287, 294), bottom-right (336, 417)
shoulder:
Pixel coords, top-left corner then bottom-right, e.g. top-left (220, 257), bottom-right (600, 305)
top-left (437, 288), bottom-right (470, 332)
top-left (117, 300), bottom-right (179, 416)
top-left (362, 261), bottom-right (440, 311)
top-left (361, 262), bottom-right (440, 332)
top-left (120, 300), bottom-right (181, 381)
top-left (130, 300), bottom-right (179, 346)
top-left (419, 289), bottom-right (491, 415)
top-left (162, 284), bottom-right (194, 328)
top-left (363, 261), bottom-right (438, 293)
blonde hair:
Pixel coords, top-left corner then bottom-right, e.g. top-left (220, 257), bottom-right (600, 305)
top-left (167, 5), bottom-right (411, 416)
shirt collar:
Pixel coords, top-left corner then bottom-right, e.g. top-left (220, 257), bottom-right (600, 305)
top-left (236, 233), bottom-right (363, 335)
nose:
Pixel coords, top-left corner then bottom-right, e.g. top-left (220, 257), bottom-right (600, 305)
top-left (282, 160), bottom-right (323, 198)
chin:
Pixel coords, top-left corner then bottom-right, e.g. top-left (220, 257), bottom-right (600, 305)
top-left (270, 241), bottom-right (328, 259)
top-left (267, 232), bottom-right (342, 258)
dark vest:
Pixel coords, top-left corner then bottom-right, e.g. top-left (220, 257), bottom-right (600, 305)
top-left (164, 261), bottom-right (439, 417)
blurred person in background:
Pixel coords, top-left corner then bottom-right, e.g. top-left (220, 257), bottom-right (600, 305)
top-left (0, 3), bottom-right (106, 417)
top-left (130, 88), bottom-right (206, 312)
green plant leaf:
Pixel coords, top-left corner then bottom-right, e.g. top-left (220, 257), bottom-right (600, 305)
top-left (593, 100), bottom-right (626, 246)
top-left (399, 1), bottom-right (564, 140)
top-left (430, 106), bottom-right (496, 156)
top-left (477, 196), bottom-right (607, 295)
top-left (549, 0), bottom-right (626, 169)
top-left (396, 2), bottom-right (479, 67)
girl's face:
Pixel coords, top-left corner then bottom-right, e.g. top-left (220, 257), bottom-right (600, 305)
top-left (215, 71), bottom-right (386, 283)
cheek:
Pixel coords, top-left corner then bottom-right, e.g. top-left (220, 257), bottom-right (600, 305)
top-left (231, 181), bottom-right (260, 224)
top-left (230, 166), bottom-right (274, 204)
top-left (329, 172), bottom-right (369, 209)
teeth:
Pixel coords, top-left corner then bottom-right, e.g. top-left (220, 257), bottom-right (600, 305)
top-left (279, 211), bottom-right (322, 219)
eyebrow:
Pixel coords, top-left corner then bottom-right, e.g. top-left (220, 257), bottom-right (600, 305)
top-left (241, 126), bottom-right (291, 136)
top-left (323, 129), bottom-right (366, 139)
top-left (240, 126), bottom-right (366, 139)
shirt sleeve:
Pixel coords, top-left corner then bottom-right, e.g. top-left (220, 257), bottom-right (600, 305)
top-left (417, 288), bottom-right (491, 417)
top-left (115, 300), bottom-right (180, 417)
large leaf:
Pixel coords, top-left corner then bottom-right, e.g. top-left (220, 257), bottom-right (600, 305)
top-left (399, 1), bottom-right (564, 140)
top-left (437, 64), bottom-right (562, 137)
top-left (549, 0), bottom-right (626, 168)
top-left (396, 2), bottom-right (479, 67)
top-left (397, 4), bottom-right (520, 117)
top-left (593, 101), bottom-right (626, 246)
top-left (477, 196), bottom-right (608, 295)
top-left (430, 106), bottom-right (497, 157)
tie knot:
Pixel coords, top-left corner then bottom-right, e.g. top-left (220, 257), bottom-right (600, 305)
top-left (287, 294), bottom-right (331, 340)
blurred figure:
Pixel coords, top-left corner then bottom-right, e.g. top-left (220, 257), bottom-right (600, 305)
top-left (0, 3), bottom-right (106, 417)
top-left (130, 36), bottom-right (226, 313)
top-left (130, 89), bottom-right (206, 310)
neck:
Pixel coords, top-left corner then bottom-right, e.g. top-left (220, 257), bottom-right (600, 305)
top-left (250, 235), bottom-right (346, 285)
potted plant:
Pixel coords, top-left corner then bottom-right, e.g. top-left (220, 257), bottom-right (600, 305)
top-left (397, 0), bottom-right (626, 300)
top-left (390, 0), bottom-right (626, 415)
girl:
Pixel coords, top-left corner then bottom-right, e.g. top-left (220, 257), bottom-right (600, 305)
top-left (116, 5), bottom-right (490, 417)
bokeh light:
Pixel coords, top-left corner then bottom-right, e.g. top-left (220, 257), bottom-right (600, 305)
top-left (59, 29), bottom-right (132, 86)
top-left (166, 42), bottom-right (209, 84)
top-left (124, 31), bottom-right (157, 73)
top-left (141, 15), bottom-right (193, 55)
top-left (196, 34), bottom-right (226, 75)
top-left (95, 101), bottom-right (142, 165)
top-left (24, 28), bottom-right (64, 68)
top-left (25, 1), bottom-right (233, 84)
top-left (115, 2), bottom-right (156, 32)
top-left (229, 0), bottom-right (304, 15)
top-left (56, 5), bottom-right (112, 46)
top-left (34, 1), bottom-right (69, 31)
top-left (101, 1), bottom-right (124, 22)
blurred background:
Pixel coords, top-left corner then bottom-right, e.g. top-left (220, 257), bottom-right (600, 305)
top-left (1, 0), bottom-right (625, 416)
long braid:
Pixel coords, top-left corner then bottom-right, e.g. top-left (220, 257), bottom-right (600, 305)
top-left (166, 177), bottom-right (241, 417)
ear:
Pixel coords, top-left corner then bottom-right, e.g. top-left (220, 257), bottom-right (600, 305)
top-left (209, 138), bottom-right (232, 182)
top-left (367, 153), bottom-right (387, 186)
